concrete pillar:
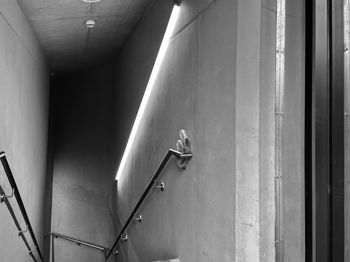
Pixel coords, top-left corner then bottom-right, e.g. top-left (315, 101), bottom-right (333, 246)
top-left (282, 0), bottom-right (305, 260)
top-left (235, 0), bottom-right (261, 261)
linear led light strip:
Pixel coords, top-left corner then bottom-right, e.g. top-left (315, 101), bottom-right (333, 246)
top-left (115, 2), bottom-right (181, 180)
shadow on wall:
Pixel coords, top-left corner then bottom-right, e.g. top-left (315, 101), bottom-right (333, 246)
top-left (108, 130), bottom-right (192, 262)
top-left (109, 180), bottom-right (145, 262)
top-left (108, 181), bottom-right (184, 262)
top-left (109, 181), bottom-right (127, 261)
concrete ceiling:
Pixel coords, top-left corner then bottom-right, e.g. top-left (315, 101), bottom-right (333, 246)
top-left (18, 0), bottom-right (151, 74)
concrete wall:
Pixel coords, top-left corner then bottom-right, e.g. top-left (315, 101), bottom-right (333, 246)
top-left (49, 65), bottom-right (116, 262)
top-left (112, 1), bottom-right (236, 261)
top-left (111, 0), bottom-right (305, 262)
top-left (282, 1), bottom-right (305, 261)
top-left (46, 0), bottom-right (304, 261)
top-left (0, 1), bottom-right (49, 261)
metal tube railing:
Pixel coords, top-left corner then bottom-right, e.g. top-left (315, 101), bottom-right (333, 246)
top-left (0, 152), bottom-right (44, 262)
top-left (105, 149), bottom-right (192, 260)
top-left (0, 147), bottom-right (191, 261)
top-left (45, 232), bottom-right (108, 255)
top-left (0, 185), bottom-right (37, 262)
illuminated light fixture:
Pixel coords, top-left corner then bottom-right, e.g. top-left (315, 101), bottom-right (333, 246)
top-left (81, 0), bottom-right (102, 3)
top-left (115, 1), bottom-right (181, 181)
top-left (85, 19), bottom-right (96, 28)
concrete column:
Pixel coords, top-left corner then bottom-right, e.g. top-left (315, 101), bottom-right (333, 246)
top-left (259, 0), bottom-right (277, 261)
top-left (282, 0), bottom-right (305, 261)
top-left (235, 0), bottom-right (261, 261)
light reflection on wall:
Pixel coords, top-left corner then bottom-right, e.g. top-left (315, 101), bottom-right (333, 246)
top-left (115, 3), bottom-right (181, 181)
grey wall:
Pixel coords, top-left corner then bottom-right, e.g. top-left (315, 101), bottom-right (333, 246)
top-left (0, 0), bottom-right (49, 261)
top-left (111, 0), bottom-right (305, 262)
top-left (47, 0), bottom-right (305, 261)
top-left (111, 0), bottom-right (173, 166)
top-left (49, 65), bottom-right (116, 262)
top-left (112, 0), bottom-right (238, 260)
top-left (282, 1), bottom-right (305, 260)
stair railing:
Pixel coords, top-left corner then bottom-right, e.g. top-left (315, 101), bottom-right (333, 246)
top-left (105, 147), bottom-right (192, 261)
top-left (45, 232), bottom-right (109, 256)
top-left (0, 134), bottom-right (192, 261)
top-left (0, 152), bottom-right (45, 262)
top-left (44, 147), bottom-right (192, 261)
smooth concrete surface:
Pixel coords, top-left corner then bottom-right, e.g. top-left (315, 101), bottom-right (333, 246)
top-left (18, 0), bottom-right (152, 73)
top-left (0, 0), bottom-right (49, 261)
top-left (0, 0), bottom-right (306, 261)
top-left (259, 2), bottom-right (277, 261)
top-left (236, 0), bottom-right (305, 261)
top-left (235, 0), bottom-right (261, 260)
top-left (44, 0), bottom-right (305, 261)
top-left (111, 0), bottom-right (173, 175)
top-left (50, 65), bottom-right (116, 262)
top-left (111, 0), bottom-right (237, 261)
top-left (195, 1), bottom-right (237, 260)
top-left (111, 0), bottom-right (305, 261)
top-left (282, 0), bottom-right (305, 260)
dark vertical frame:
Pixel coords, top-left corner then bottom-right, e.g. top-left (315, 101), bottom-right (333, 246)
top-left (305, 0), bottom-right (313, 261)
top-left (330, 0), bottom-right (344, 260)
top-left (306, 0), bottom-right (344, 261)
top-left (313, 1), bottom-right (331, 261)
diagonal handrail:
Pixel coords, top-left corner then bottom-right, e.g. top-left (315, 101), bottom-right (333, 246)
top-left (0, 152), bottom-right (45, 262)
top-left (45, 232), bottom-right (108, 256)
top-left (0, 185), bottom-right (38, 262)
top-left (0, 147), bottom-right (191, 261)
top-left (105, 149), bottom-right (192, 260)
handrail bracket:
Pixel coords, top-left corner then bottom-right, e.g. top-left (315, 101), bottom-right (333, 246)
top-left (0, 188), bottom-right (15, 203)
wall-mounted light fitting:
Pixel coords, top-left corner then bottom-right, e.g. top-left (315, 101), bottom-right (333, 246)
top-left (115, 1), bottom-right (181, 181)
top-left (85, 19), bottom-right (96, 28)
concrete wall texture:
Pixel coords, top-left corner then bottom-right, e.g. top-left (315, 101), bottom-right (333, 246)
top-left (111, 1), bottom-right (236, 261)
top-left (282, 1), bottom-right (305, 261)
top-left (49, 65), bottom-right (117, 262)
top-left (0, 0), bottom-right (304, 261)
top-left (46, 1), bottom-right (174, 261)
top-left (111, 0), bottom-right (305, 262)
top-left (0, 0), bottom-right (49, 261)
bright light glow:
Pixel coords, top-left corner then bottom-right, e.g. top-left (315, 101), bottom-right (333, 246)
top-left (115, 4), bottom-right (181, 180)
top-left (82, 0), bottom-right (102, 3)
top-left (85, 19), bottom-right (96, 28)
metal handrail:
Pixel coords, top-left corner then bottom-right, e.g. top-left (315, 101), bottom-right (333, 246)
top-left (0, 185), bottom-right (37, 262)
top-left (0, 152), bottom-right (44, 262)
top-left (105, 149), bottom-right (192, 260)
top-left (45, 232), bottom-right (108, 255)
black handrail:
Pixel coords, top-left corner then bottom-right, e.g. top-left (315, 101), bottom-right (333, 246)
top-left (105, 148), bottom-right (192, 260)
top-left (0, 185), bottom-right (38, 262)
top-left (46, 232), bottom-right (108, 255)
top-left (0, 152), bottom-right (44, 262)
